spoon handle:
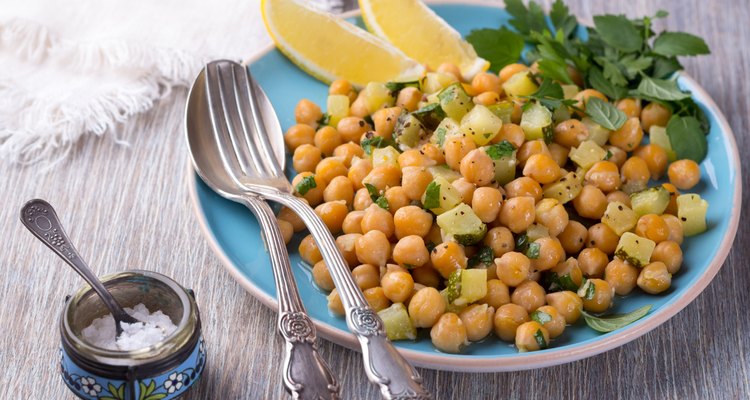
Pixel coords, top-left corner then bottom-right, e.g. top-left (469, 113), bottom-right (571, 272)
top-left (19, 199), bottom-right (136, 325)
top-left (241, 195), bottom-right (340, 400)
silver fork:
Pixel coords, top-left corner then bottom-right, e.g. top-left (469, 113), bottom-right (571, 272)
top-left (203, 60), bottom-right (431, 399)
top-left (186, 61), bottom-right (340, 399)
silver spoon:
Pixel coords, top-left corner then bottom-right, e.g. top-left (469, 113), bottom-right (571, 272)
top-left (185, 61), bottom-right (339, 399)
top-left (20, 199), bottom-right (139, 336)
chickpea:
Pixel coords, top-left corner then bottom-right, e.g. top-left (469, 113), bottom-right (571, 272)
top-left (548, 142), bottom-right (570, 167)
top-left (411, 265), bottom-right (441, 288)
top-left (372, 107), bottom-right (402, 138)
top-left (452, 177), bottom-right (477, 205)
top-left (493, 123), bottom-right (525, 148)
top-left (347, 157), bottom-right (372, 190)
top-left (530, 237), bottom-right (565, 272)
top-left (460, 148), bottom-right (496, 185)
top-left (314, 157), bottom-right (348, 184)
top-left (278, 206), bottom-right (305, 232)
top-left (585, 161), bottom-right (621, 193)
top-left (349, 93), bottom-right (369, 118)
top-left (616, 98), bottom-right (642, 118)
top-left (355, 230), bottom-right (391, 266)
top-left (662, 183), bottom-right (680, 215)
top-left (651, 240), bottom-right (683, 274)
top-left (481, 279), bottom-right (511, 309)
top-left (409, 287), bottom-right (447, 328)
top-left (558, 220), bottom-right (588, 255)
top-left (640, 102), bottom-right (672, 133)
top-left (299, 234), bottom-right (322, 265)
top-left (668, 159), bottom-right (701, 190)
top-left (604, 145), bottom-right (628, 168)
top-left (313, 126), bottom-right (342, 157)
top-left (633, 144), bottom-right (668, 180)
top-left (396, 87), bottom-right (422, 112)
top-left (312, 260), bottom-right (335, 292)
top-left (535, 198), bottom-right (569, 236)
top-left (578, 278), bottom-right (614, 313)
top-left (607, 190), bottom-right (631, 208)
top-left (609, 117), bottom-right (643, 152)
top-left (504, 177), bottom-right (542, 202)
top-left (363, 286), bottom-right (391, 311)
top-left (533, 305), bottom-right (566, 338)
top-left (360, 204), bottom-right (395, 238)
top-left (499, 63), bottom-right (529, 83)
top-left (437, 62), bottom-right (462, 81)
top-left (420, 143), bottom-right (446, 165)
top-left (398, 149), bottom-right (433, 168)
top-left (495, 252), bottom-right (531, 287)
top-left (516, 140), bottom-right (550, 167)
top-left (292, 144), bottom-right (322, 173)
top-left (549, 257), bottom-right (584, 288)
top-left (493, 303), bottom-right (530, 341)
top-left (635, 214), bottom-right (669, 243)
top-left (337, 117), bottom-right (371, 143)
top-left (604, 258), bottom-right (639, 295)
top-left (498, 196), bottom-right (536, 234)
top-left (620, 156), bottom-right (650, 193)
top-left (637, 262), bottom-right (672, 294)
top-left (587, 223), bottom-right (619, 255)
top-left (381, 270), bottom-right (415, 303)
top-left (662, 214), bottom-right (684, 245)
top-left (554, 119), bottom-right (589, 148)
top-left (277, 219), bottom-right (294, 245)
top-left (362, 164), bottom-right (402, 191)
top-left (430, 313), bottom-right (468, 353)
top-left (577, 247), bottom-right (609, 278)
top-left (393, 205), bottom-right (433, 239)
top-left (523, 153), bottom-right (562, 184)
top-left (484, 226), bottom-right (515, 258)
top-left (396, 166), bottom-right (429, 201)
top-left (329, 79), bottom-right (352, 96)
top-left (444, 135), bottom-right (477, 171)
top-left (472, 72), bottom-right (502, 94)
top-left (295, 99), bottom-right (323, 126)
top-left (384, 186), bottom-right (410, 214)
top-left (515, 321), bottom-right (550, 352)
top-left (292, 172), bottom-right (325, 206)
top-left (459, 304), bottom-right (495, 341)
top-left (545, 291), bottom-right (583, 324)
top-left (332, 233), bottom-right (358, 268)
top-left (353, 188), bottom-right (373, 211)
top-left (314, 200), bottom-right (348, 234)
top-left (323, 175), bottom-right (354, 205)
top-left (327, 288), bottom-right (345, 315)
top-left (284, 124), bottom-right (316, 151)
top-left (573, 185), bottom-right (607, 219)
top-left (573, 89), bottom-right (608, 115)
top-left (474, 91), bottom-right (501, 106)
top-left (511, 280), bottom-right (546, 313)
top-left (333, 142), bottom-right (364, 166)
top-left (392, 235), bottom-right (430, 268)
top-left (431, 241), bottom-right (468, 278)
top-left (472, 187), bottom-right (504, 223)
top-left (425, 224), bottom-right (443, 246)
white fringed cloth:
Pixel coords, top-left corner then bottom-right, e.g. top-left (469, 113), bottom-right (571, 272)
top-left (0, 0), bottom-right (342, 166)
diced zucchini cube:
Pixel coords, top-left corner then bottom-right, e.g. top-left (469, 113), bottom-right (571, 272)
top-left (602, 201), bottom-right (638, 236)
top-left (569, 140), bottom-right (608, 170)
top-left (438, 83), bottom-right (474, 121)
top-left (326, 94), bottom-right (350, 127)
top-left (372, 146), bottom-right (400, 168)
top-left (542, 171), bottom-right (583, 204)
top-left (487, 101), bottom-right (515, 124)
top-left (457, 268), bottom-right (488, 304)
top-left (677, 194), bottom-right (709, 236)
top-left (630, 186), bottom-right (670, 217)
top-left (553, 104), bottom-right (571, 123)
top-left (615, 232), bottom-right (655, 268)
top-left (412, 103), bottom-right (447, 130)
top-left (421, 176), bottom-right (462, 215)
top-left (378, 303), bottom-right (417, 341)
top-left (581, 118), bottom-right (611, 146)
top-left (526, 223), bottom-right (550, 242)
top-left (649, 126), bottom-right (677, 161)
top-left (363, 82), bottom-right (395, 114)
top-left (427, 165), bottom-right (461, 183)
top-left (421, 72), bottom-right (458, 94)
top-left (436, 203), bottom-right (487, 245)
top-left (430, 118), bottom-right (460, 148)
top-left (520, 102), bottom-right (553, 141)
top-left (502, 71), bottom-right (539, 98)
top-left (460, 105), bottom-right (503, 146)
top-left (492, 152), bottom-right (517, 186)
top-left (393, 114), bottom-right (424, 148)
top-left (561, 84), bottom-right (579, 99)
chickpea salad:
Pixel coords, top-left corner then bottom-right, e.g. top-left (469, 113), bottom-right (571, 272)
top-left (276, 1), bottom-right (712, 354)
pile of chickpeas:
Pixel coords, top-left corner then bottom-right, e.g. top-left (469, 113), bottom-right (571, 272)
top-left (277, 62), bottom-right (703, 353)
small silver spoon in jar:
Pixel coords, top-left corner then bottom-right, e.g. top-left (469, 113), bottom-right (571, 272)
top-left (20, 199), bottom-right (139, 336)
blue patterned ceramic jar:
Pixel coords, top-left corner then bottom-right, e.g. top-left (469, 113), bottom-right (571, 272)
top-left (60, 270), bottom-right (205, 400)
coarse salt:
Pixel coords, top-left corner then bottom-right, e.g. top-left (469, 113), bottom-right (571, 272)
top-left (80, 303), bottom-right (177, 351)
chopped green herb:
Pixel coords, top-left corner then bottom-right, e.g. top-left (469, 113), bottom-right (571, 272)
top-left (422, 181), bottom-right (441, 210)
top-left (666, 115), bottom-right (707, 162)
top-left (533, 329), bottom-right (548, 349)
top-left (426, 242), bottom-right (437, 253)
top-left (582, 304), bottom-right (652, 333)
top-left (515, 233), bottom-right (530, 254)
top-left (295, 175), bottom-right (317, 195)
top-left (468, 246), bottom-right (495, 268)
top-left (466, 27), bottom-right (525, 72)
top-left (317, 113), bottom-right (331, 126)
top-left (412, 103), bottom-right (446, 130)
top-left (545, 272), bottom-right (579, 292)
top-left (360, 135), bottom-right (388, 155)
top-left (585, 97), bottom-right (627, 130)
top-left (526, 242), bottom-right (541, 259)
top-left (525, 80), bottom-right (576, 111)
top-left (374, 196), bottom-right (390, 210)
top-left (365, 183), bottom-right (389, 210)
top-left (578, 279), bottom-right (596, 300)
top-left (588, 67), bottom-right (628, 100)
top-left (604, 150), bottom-right (613, 160)
top-left (485, 140), bottom-right (516, 160)
top-left (385, 80), bottom-right (420, 95)
top-left (531, 310), bottom-right (552, 325)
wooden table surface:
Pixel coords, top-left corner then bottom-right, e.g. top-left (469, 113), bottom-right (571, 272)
top-left (1, 1), bottom-right (748, 399)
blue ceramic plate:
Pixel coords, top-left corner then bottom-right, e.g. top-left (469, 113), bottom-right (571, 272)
top-left (188, 1), bottom-right (741, 371)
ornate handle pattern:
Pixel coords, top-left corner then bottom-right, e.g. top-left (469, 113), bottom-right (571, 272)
top-left (241, 195), bottom-right (340, 400)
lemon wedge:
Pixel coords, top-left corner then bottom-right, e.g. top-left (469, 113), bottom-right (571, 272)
top-left (359, 0), bottom-right (489, 81)
top-left (261, 0), bottom-right (424, 87)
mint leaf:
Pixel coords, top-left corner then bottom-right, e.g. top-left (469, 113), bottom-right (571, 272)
top-left (364, 183), bottom-right (380, 201)
top-left (651, 56), bottom-right (682, 79)
top-left (636, 76), bottom-right (691, 101)
top-left (422, 181), bottom-right (441, 210)
top-left (468, 246), bottom-right (495, 268)
top-left (531, 310), bottom-right (552, 325)
top-left (374, 196), bottom-right (390, 211)
top-left (526, 79), bottom-right (576, 110)
top-left (653, 32), bottom-right (710, 57)
top-left (545, 271), bottom-right (579, 292)
top-left (515, 233), bottom-right (530, 254)
top-left (585, 98), bottom-right (627, 130)
top-left (593, 15), bottom-right (642, 52)
top-left (485, 140), bottom-right (516, 160)
top-left (295, 175), bottom-right (317, 195)
top-left (666, 116), bottom-right (708, 162)
top-left (360, 135), bottom-right (387, 155)
top-left (588, 67), bottom-right (627, 100)
top-left (533, 329), bottom-right (548, 349)
top-left (582, 305), bottom-right (652, 333)
top-left (526, 242), bottom-right (541, 259)
top-left (466, 28), bottom-right (524, 72)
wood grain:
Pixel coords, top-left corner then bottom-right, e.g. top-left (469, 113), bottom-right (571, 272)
top-left (1, 1), bottom-right (748, 399)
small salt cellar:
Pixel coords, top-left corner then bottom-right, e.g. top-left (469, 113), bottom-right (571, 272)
top-left (60, 270), bottom-right (204, 399)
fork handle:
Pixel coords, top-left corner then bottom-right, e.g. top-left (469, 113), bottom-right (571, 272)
top-left (262, 191), bottom-right (431, 400)
top-left (241, 195), bottom-right (340, 400)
